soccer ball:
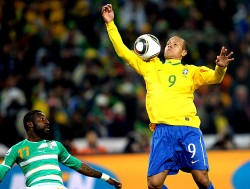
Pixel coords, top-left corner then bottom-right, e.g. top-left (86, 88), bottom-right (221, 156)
top-left (134, 34), bottom-right (161, 61)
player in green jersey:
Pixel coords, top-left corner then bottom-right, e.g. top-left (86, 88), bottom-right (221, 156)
top-left (102, 4), bottom-right (234, 189)
top-left (0, 110), bottom-right (122, 189)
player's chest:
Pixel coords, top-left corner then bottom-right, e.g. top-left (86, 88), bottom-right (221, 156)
top-left (150, 65), bottom-right (193, 87)
top-left (17, 142), bottom-right (59, 160)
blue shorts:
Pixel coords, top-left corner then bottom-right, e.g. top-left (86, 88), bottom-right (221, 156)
top-left (148, 124), bottom-right (209, 176)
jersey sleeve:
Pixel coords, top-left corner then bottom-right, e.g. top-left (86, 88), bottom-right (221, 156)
top-left (106, 21), bottom-right (146, 75)
top-left (57, 142), bottom-right (82, 171)
top-left (0, 147), bottom-right (17, 182)
top-left (193, 65), bottom-right (227, 88)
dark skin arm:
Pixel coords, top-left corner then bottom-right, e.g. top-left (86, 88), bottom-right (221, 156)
top-left (78, 162), bottom-right (122, 189)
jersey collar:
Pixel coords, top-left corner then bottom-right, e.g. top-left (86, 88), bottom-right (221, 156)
top-left (164, 59), bottom-right (181, 65)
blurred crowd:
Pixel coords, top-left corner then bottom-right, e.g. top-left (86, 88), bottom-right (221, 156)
top-left (0, 0), bottom-right (249, 153)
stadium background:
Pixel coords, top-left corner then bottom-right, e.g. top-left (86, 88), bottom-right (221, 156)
top-left (0, 0), bottom-right (250, 188)
top-left (1, 151), bottom-right (250, 189)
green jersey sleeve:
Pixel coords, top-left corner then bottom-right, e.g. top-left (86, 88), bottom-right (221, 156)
top-left (0, 147), bottom-right (18, 182)
top-left (56, 141), bottom-right (82, 171)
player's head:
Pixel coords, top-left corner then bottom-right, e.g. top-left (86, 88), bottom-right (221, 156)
top-left (23, 110), bottom-right (50, 138)
top-left (164, 36), bottom-right (188, 60)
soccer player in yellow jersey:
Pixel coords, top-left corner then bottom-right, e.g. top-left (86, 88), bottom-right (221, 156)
top-left (102, 4), bottom-right (234, 189)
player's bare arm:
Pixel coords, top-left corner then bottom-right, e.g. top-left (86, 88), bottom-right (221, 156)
top-left (78, 162), bottom-right (122, 189)
top-left (216, 46), bottom-right (234, 67)
top-left (78, 163), bottom-right (102, 178)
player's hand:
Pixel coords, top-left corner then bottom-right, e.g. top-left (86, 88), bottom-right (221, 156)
top-left (101, 4), bottom-right (114, 23)
top-left (106, 177), bottom-right (122, 189)
top-left (215, 46), bottom-right (234, 67)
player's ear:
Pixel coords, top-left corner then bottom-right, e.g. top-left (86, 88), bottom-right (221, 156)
top-left (27, 122), bottom-right (33, 128)
top-left (181, 49), bottom-right (187, 57)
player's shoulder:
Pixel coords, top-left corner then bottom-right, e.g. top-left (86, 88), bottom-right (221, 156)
top-left (184, 63), bottom-right (210, 69)
top-left (45, 140), bottom-right (61, 146)
top-left (183, 64), bottom-right (204, 74)
top-left (5, 139), bottom-right (26, 156)
top-left (11, 139), bottom-right (27, 149)
top-left (147, 57), bottom-right (164, 68)
top-left (183, 64), bottom-right (197, 69)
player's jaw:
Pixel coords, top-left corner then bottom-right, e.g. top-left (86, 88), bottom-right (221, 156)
top-left (44, 124), bottom-right (50, 134)
top-left (33, 123), bottom-right (51, 138)
top-left (164, 49), bottom-right (179, 59)
top-left (164, 46), bottom-right (184, 60)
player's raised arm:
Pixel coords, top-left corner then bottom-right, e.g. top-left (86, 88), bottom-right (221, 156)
top-left (102, 4), bottom-right (114, 24)
top-left (78, 162), bottom-right (122, 189)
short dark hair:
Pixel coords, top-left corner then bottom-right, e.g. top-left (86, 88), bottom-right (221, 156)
top-left (23, 110), bottom-right (42, 131)
top-left (174, 35), bottom-right (188, 51)
top-left (183, 39), bottom-right (188, 51)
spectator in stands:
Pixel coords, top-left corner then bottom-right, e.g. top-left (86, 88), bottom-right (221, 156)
top-left (228, 84), bottom-right (250, 133)
top-left (75, 130), bottom-right (108, 155)
top-left (123, 131), bottom-right (150, 153)
top-left (211, 130), bottom-right (237, 150)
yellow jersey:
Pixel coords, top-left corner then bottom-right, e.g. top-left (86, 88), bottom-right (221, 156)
top-left (106, 21), bottom-right (227, 130)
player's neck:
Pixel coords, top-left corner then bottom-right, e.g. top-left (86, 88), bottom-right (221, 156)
top-left (27, 135), bottom-right (43, 142)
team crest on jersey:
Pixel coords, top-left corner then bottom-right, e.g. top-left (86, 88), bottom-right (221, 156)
top-left (47, 141), bottom-right (55, 149)
top-left (182, 68), bottom-right (188, 77)
top-left (37, 141), bottom-right (56, 150)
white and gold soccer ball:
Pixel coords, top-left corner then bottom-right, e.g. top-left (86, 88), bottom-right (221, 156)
top-left (134, 34), bottom-right (161, 61)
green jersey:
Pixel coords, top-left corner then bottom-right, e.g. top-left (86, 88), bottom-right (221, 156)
top-left (0, 139), bottom-right (82, 187)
